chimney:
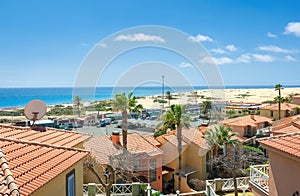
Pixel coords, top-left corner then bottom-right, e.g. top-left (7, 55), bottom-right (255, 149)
top-left (111, 131), bottom-right (121, 146)
top-left (250, 111), bottom-right (255, 120)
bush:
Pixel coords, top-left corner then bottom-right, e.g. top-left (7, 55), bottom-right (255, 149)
top-left (188, 178), bottom-right (206, 191)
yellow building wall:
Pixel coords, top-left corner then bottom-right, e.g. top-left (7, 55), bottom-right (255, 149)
top-left (31, 159), bottom-right (85, 196)
top-left (260, 109), bottom-right (293, 120)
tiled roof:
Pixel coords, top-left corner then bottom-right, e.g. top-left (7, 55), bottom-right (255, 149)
top-left (84, 135), bottom-right (120, 164)
top-left (182, 128), bottom-right (209, 149)
top-left (259, 133), bottom-right (300, 158)
top-left (271, 124), bottom-right (300, 135)
top-left (84, 133), bottom-right (162, 165)
top-left (222, 115), bottom-right (272, 127)
top-left (0, 124), bottom-right (91, 148)
top-left (160, 134), bottom-right (188, 147)
top-left (260, 103), bottom-right (300, 111)
top-left (141, 134), bottom-right (161, 147)
top-left (0, 137), bottom-right (88, 196)
top-left (0, 149), bottom-right (19, 196)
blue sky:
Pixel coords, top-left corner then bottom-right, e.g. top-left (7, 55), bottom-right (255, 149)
top-left (1, 0), bottom-right (300, 87)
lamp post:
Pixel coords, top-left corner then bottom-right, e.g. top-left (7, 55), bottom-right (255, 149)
top-left (162, 75), bottom-right (165, 111)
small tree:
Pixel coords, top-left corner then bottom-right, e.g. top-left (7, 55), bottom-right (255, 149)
top-left (166, 91), bottom-right (172, 107)
top-left (73, 96), bottom-right (82, 117)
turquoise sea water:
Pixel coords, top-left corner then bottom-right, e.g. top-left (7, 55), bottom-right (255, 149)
top-left (1, 85), bottom-right (299, 109)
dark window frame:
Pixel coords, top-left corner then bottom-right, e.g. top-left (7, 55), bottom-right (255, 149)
top-left (150, 158), bottom-right (156, 182)
top-left (66, 169), bottom-right (76, 196)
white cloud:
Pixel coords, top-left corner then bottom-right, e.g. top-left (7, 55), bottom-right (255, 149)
top-left (284, 55), bottom-right (297, 62)
top-left (225, 44), bottom-right (237, 52)
top-left (257, 45), bottom-right (297, 53)
top-left (212, 57), bottom-right (233, 65)
top-left (236, 54), bottom-right (252, 63)
top-left (188, 34), bottom-right (213, 42)
top-left (114, 33), bottom-right (165, 42)
top-left (252, 54), bottom-right (274, 62)
top-left (211, 48), bottom-right (226, 54)
top-left (98, 43), bottom-right (107, 48)
top-left (179, 62), bottom-right (193, 68)
top-left (284, 22), bottom-right (300, 37)
top-left (267, 32), bottom-right (277, 38)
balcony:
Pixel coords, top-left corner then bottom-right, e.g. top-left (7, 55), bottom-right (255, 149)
top-left (249, 164), bottom-right (269, 195)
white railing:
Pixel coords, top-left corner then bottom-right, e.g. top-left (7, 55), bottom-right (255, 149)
top-left (250, 164), bottom-right (269, 194)
top-left (83, 183), bottom-right (149, 195)
top-left (222, 177), bottom-right (250, 191)
top-left (206, 177), bottom-right (250, 196)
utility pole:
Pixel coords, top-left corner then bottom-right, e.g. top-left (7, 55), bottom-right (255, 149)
top-left (162, 75), bottom-right (165, 111)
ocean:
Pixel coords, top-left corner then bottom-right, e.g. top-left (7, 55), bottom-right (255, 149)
top-left (1, 85), bottom-right (299, 109)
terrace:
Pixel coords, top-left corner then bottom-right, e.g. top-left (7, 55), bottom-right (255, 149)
top-left (249, 164), bottom-right (269, 195)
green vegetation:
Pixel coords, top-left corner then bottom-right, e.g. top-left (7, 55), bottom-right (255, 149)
top-left (0, 109), bottom-right (24, 116)
top-left (46, 105), bottom-right (74, 116)
top-left (242, 145), bottom-right (264, 154)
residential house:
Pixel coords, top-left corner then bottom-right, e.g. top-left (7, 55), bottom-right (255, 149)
top-left (292, 95), bottom-right (300, 105)
top-left (0, 124), bottom-right (91, 196)
top-left (0, 136), bottom-right (88, 196)
top-left (83, 132), bottom-right (163, 192)
top-left (260, 103), bottom-right (300, 120)
top-left (221, 114), bottom-right (272, 138)
top-left (250, 133), bottom-right (300, 196)
top-left (156, 128), bottom-right (209, 193)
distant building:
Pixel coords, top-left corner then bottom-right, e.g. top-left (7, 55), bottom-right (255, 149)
top-left (292, 95), bottom-right (300, 105)
top-left (260, 103), bottom-right (300, 120)
top-left (221, 114), bottom-right (272, 137)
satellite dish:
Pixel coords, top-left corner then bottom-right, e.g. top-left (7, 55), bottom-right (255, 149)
top-left (24, 100), bottom-right (47, 125)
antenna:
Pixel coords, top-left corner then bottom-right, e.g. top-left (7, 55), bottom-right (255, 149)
top-left (24, 100), bottom-right (47, 129)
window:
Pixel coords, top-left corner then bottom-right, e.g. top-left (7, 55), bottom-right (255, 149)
top-left (134, 159), bottom-right (140, 171)
top-left (150, 158), bottom-right (156, 182)
top-left (66, 170), bottom-right (75, 196)
top-left (270, 111), bottom-right (273, 117)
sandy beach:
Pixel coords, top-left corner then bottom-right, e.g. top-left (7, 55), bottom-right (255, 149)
top-left (136, 88), bottom-right (300, 109)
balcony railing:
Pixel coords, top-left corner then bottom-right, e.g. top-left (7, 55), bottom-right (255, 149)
top-left (83, 183), bottom-right (149, 195)
top-left (249, 164), bottom-right (269, 195)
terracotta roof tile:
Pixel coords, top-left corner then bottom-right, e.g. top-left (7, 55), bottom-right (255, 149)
top-left (0, 124), bottom-right (91, 148)
top-left (222, 115), bottom-right (272, 127)
top-left (261, 103), bottom-right (300, 111)
top-left (141, 134), bottom-right (161, 147)
top-left (84, 133), bottom-right (162, 165)
top-left (259, 132), bottom-right (300, 159)
top-left (182, 128), bottom-right (209, 149)
top-left (0, 137), bottom-right (88, 196)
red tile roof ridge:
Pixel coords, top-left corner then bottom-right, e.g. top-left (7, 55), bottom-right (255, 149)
top-left (0, 137), bottom-right (89, 153)
top-left (0, 148), bottom-right (20, 196)
top-left (45, 127), bottom-right (92, 137)
top-left (0, 124), bottom-right (30, 131)
top-left (259, 132), bottom-right (300, 142)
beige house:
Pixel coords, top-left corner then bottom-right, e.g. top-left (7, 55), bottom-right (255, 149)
top-left (260, 103), bottom-right (300, 120)
top-left (221, 114), bottom-right (272, 137)
top-left (156, 128), bottom-right (209, 193)
top-left (84, 132), bottom-right (163, 192)
top-left (250, 133), bottom-right (300, 196)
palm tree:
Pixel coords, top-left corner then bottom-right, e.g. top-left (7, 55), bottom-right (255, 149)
top-left (202, 100), bottom-right (212, 116)
top-left (275, 84), bottom-right (283, 120)
top-left (160, 104), bottom-right (190, 191)
top-left (203, 125), bottom-right (239, 196)
top-left (204, 125), bottom-right (238, 156)
top-left (112, 92), bottom-right (143, 149)
top-left (166, 91), bottom-right (171, 107)
top-left (73, 96), bottom-right (82, 117)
